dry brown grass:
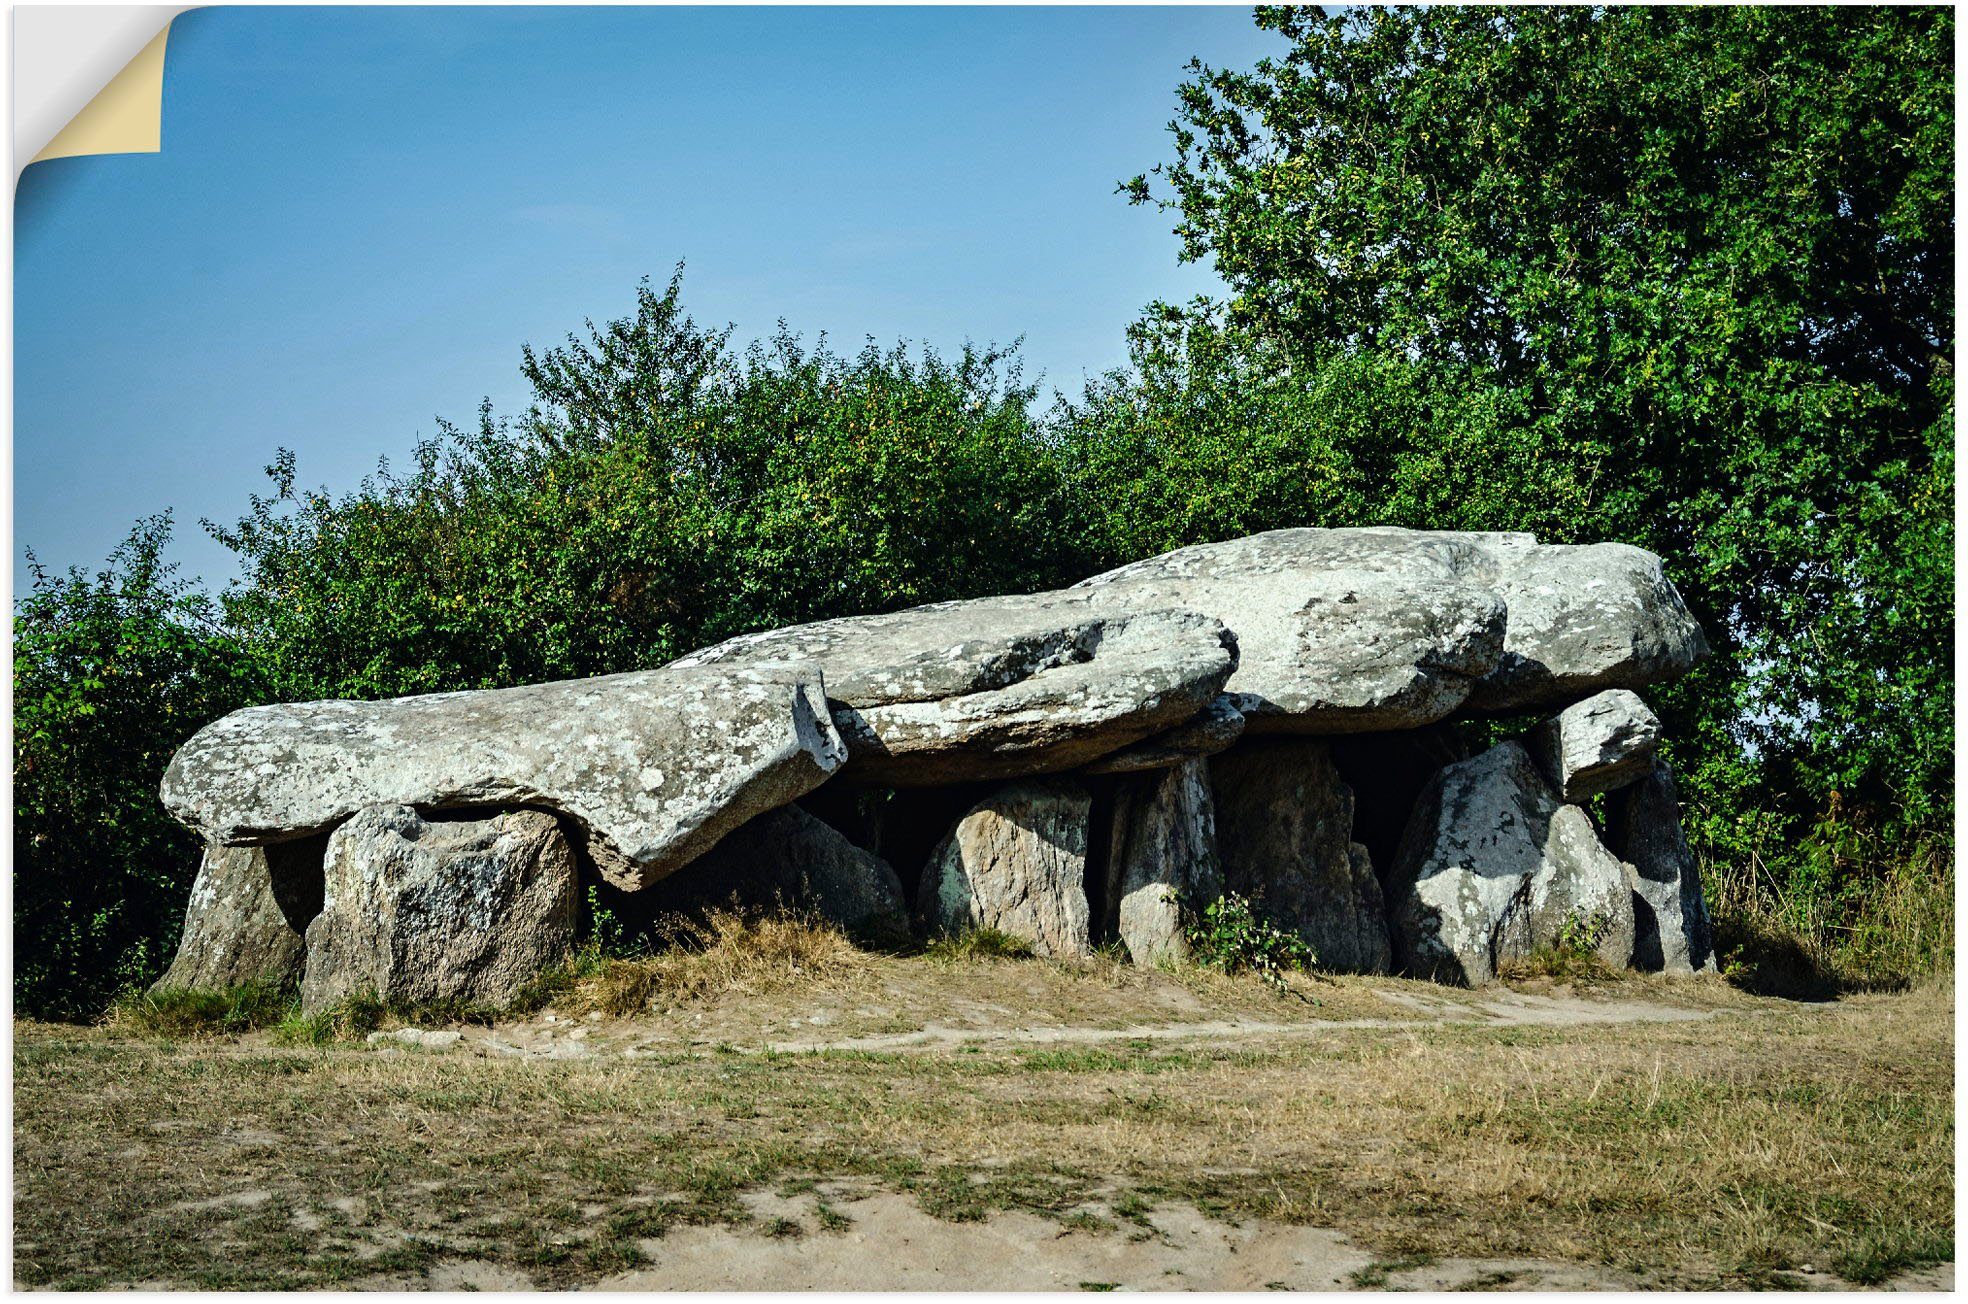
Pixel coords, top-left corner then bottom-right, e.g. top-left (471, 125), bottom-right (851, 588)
top-left (12, 962), bottom-right (1952, 1291)
top-left (554, 908), bottom-right (869, 1016)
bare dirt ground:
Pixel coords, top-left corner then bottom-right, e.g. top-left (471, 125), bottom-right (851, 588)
top-left (13, 956), bottom-right (1955, 1291)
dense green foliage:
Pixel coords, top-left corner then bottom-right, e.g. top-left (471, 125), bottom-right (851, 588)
top-left (14, 519), bottom-right (268, 1018)
top-left (212, 271), bottom-right (1081, 702)
top-left (13, 8), bottom-right (1951, 1015)
top-left (1100, 4), bottom-right (1954, 952)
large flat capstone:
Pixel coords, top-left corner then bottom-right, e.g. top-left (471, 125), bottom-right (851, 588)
top-left (670, 599), bottom-right (1236, 785)
top-left (161, 665), bottom-right (846, 890)
top-left (1076, 527), bottom-right (1706, 723)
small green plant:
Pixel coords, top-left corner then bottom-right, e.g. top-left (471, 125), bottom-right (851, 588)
top-left (1184, 894), bottom-right (1314, 992)
top-left (1511, 911), bottom-right (1614, 980)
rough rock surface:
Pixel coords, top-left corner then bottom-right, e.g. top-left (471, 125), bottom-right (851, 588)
top-left (1389, 742), bottom-right (1636, 986)
top-left (1077, 527), bottom-right (1706, 721)
top-left (302, 806), bottom-right (577, 1012)
top-left (1529, 689), bottom-right (1662, 801)
top-left (1078, 531), bottom-right (1508, 732)
top-left (671, 600), bottom-right (1236, 786)
top-left (1082, 695), bottom-right (1248, 775)
top-left (916, 780), bottom-right (1092, 957)
top-left (1104, 759), bottom-right (1224, 966)
top-left (152, 839), bottom-right (326, 993)
top-left (162, 665), bottom-right (846, 890)
top-left (1454, 542), bottom-right (1709, 712)
top-left (646, 804), bottom-right (910, 943)
top-left (1606, 760), bottom-right (1717, 975)
top-left (1209, 740), bottom-right (1391, 973)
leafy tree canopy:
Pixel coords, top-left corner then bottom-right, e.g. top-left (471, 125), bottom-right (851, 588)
top-left (1102, 4), bottom-right (1953, 828)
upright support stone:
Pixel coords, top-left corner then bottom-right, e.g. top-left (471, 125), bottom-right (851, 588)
top-left (302, 806), bottom-right (577, 1013)
top-left (1389, 741), bottom-right (1636, 985)
top-left (916, 780), bottom-right (1092, 958)
top-left (152, 839), bottom-right (325, 993)
top-left (1606, 759), bottom-right (1717, 975)
top-left (644, 805), bottom-right (910, 945)
top-left (1104, 759), bottom-right (1223, 966)
top-left (1529, 689), bottom-right (1662, 801)
top-left (1208, 739), bottom-right (1391, 973)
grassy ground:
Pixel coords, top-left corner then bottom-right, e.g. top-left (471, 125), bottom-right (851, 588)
top-left (13, 930), bottom-right (1953, 1291)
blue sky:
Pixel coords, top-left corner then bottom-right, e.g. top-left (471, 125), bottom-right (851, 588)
top-left (15, 5), bottom-right (1281, 588)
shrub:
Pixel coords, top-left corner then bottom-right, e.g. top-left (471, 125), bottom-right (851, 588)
top-left (1184, 893), bottom-right (1314, 992)
top-left (14, 516), bottom-right (270, 1019)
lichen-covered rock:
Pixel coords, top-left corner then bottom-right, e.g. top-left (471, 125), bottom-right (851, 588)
top-left (1528, 689), bottom-right (1662, 801)
top-left (301, 806), bottom-right (577, 1013)
top-left (672, 600), bottom-right (1236, 786)
top-left (1078, 531), bottom-right (1507, 732)
top-left (1082, 695), bottom-right (1248, 775)
top-left (1389, 741), bottom-right (1636, 986)
top-left (645, 805), bottom-right (910, 944)
top-left (162, 664), bottom-right (846, 890)
top-left (151, 839), bottom-right (325, 993)
top-left (1104, 759), bottom-right (1223, 966)
top-left (1456, 542), bottom-right (1709, 713)
top-left (1076, 527), bottom-right (1707, 722)
top-left (916, 780), bottom-right (1091, 957)
top-left (1208, 739), bottom-right (1391, 973)
top-left (1606, 760), bottom-right (1717, 976)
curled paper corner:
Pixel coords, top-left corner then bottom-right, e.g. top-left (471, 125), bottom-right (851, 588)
top-left (25, 10), bottom-right (186, 168)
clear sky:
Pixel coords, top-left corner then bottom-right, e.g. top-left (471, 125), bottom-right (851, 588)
top-left (15, 5), bottom-right (1282, 588)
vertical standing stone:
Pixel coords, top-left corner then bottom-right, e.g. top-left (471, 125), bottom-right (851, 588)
top-left (1209, 739), bottom-right (1391, 974)
top-left (1528, 689), bottom-right (1662, 801)
top-left (1105, 759), bottom-right (1224, 967)
top-left (151, 839), bottom-right (325, 993)
top-left (1605, 759), bottom-right (1717, 975)
top-left (1389, 741), bottom-right (1636, 986)
top-left (302, 806), bottom-right (577, 1013)
top-left (644, 804), bottom-right (910, 944)
top-left (916, 780), bottom-right (1092, 958)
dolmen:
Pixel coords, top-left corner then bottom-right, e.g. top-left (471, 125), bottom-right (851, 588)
top-left (154, 527), bottom-right (1718, 1011)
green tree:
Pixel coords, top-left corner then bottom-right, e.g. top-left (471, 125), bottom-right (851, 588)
top-left (14, 515), bottom-right (269, 1017)
top-left (213, 270), bottom-right (1088, 702)
top-left (1089, 6), bottom-right (1953, 919)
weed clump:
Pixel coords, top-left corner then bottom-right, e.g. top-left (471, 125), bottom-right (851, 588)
top-left (1183, 893), bottom-right (1313, 992)
top-left (922, 928), bottom-right (1036, 962)
top-left (108, 980), bottom-right (293, 1037)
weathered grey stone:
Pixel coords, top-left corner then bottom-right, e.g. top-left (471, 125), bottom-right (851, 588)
top-left (302, 806), bottom-right (577, 1013)
top-left (1078, 532), bottom-right (1507, 732)
top-left (672, 600), bottom-right (1237, 786)
top-left (1082, 695), bottom-right (1248, 775)
top-left (1457, 542), bottom-right (1709, 713)
top-left (1529, 689), bottom-right (1662, 801)
top-left (916, 780), bottom-right (1092, 957)
top-left (1389, 742), bottom-right (1636, 986)
top-left (1104, 759), bottom-right (1223, 966)
top-left (645, 805), bottom-right (910, 943)
top-left (162, 664), bottom-right (847, 890)
top-left (1076, 527), bottom-right (1706, 722)
top-left (151, 839), bottom-right (325, 993)
top-left (1208, 739), bottom-right (1391, 973)
top-left (1606, 759), bottom-right (1717, 976)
